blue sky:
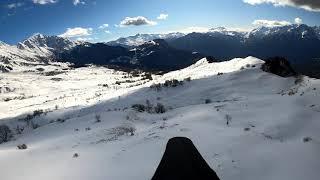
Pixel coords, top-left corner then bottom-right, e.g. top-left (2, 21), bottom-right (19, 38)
top-left (0, 0), bottom-right (320, 44)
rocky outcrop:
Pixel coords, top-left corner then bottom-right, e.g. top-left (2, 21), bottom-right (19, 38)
top-left (261, 57), bottom-right (297, 77)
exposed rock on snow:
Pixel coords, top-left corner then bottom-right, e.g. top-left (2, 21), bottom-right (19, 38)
top-left (261, 57), bottom-right (297, 77)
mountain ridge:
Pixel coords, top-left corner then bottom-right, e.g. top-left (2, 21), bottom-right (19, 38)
top-left (106, 32), bottom-right (185, 47)
top-left (168, 24), bottom-right (320, 77)
top-left (1, 24), bottom-right (320, 77)
top-left (59, 38), bottom-right (203, 71)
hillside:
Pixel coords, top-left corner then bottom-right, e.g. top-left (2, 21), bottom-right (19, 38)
top-left (0, 57), bottom-right (319, 180)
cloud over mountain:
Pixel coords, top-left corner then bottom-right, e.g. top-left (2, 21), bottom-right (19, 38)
top-left (98, 24), bottom-right (109, 29)
top-left (120, 16), bottom-right (157, 27)
top-left (33, 0), bottom-right (58, 5)
top-left (73, 0), bottom-right (85, 6)
top-left (295, 17), bottom-right (303, 24)
top-left (252, 19), bottom-right (292, 27)
top-left (59, 27), bottom-right (92, 38)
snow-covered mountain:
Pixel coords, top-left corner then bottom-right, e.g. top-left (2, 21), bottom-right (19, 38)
top-left (17, 33), bottom-right (77, 56)
top-left (0, 39), bottom-right (47, 72)
top-left (107, 25), bottom-right (320, 49)
top-left (246, 24), bottom-right (319, 40)
top-left (0, 56), bottom-right (319, 180)
top-left (105, 27), bottom-right (247, 49)
top-left (107, 28), bottom-right (248, 48)
top-left (0, 34), bottom-right (79, 72)
top-left (107, 32), bottom-right (185, 47)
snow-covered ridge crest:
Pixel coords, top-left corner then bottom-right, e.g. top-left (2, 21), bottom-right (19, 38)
top-left (247, 24), bottom-right (319, 39)
top-left (208, 27), bottom-right (247, 37)
top-left (106, 24), bottom-right (320, 48)
top-left (208, 24), bottom-right (320, 40)
top-left (160, 56), bottom-right (264, 81)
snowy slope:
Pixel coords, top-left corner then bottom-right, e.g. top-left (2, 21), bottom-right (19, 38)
top-left (0, 57), bottom-right (320, 180)
top-left (0, 40), bottom-right (49, 72)
top-left (0, 34), bottom-right (78, 72)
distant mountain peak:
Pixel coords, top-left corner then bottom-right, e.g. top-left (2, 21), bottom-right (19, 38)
top-left (17, 34), bottom-right (77, 55)
top-left (29, 33), bottom-right (45, 39)
top-left (19, 33), bottom-right (48, 49)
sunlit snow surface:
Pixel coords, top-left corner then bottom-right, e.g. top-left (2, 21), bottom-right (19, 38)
top-left (0, 57), bottom-right (320, 180)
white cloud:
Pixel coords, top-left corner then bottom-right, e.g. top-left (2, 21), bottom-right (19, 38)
top-left (59, 27), bottom-right (93, 38)
top-left (105, 30), bottom-right (111, 34)
top-left (295, 17), bottom-right (303, 24)
top-left (252, 19), bottom-right (291, 27)
top-left (176, 26), bottom-right (210, 34)
top-left (7, 3), bottom-right (24, 9)
top-left (98, 24), bottom-right (109, 29)
top-left (157, 13), bottom-right (169, 20)
top-left (244, 0), bottom-right (291, 6)
top-left (32, 0), bottom-right (58, 5)
top-left (73, 0), bottom-right (85, 6)
top-left (120, 16), bottom-right (157, 27)
top-left (76, 37), bottom-right (93, 41)
top-left (226, 27), bottom-right (252, 32)
top-left (171, 26), bottom-right (251, 34)
top-left (243, 0), bottom-right (320, 12)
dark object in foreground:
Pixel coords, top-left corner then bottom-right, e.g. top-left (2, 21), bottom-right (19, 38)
top-left (73, 153), bottom-right (79, 158)
top-left (152, 137), bottom-right (220, 180)
top-left (17, 144), bottom-right (27, 150)
top-left (261, 57), bottom-right (297, 77)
